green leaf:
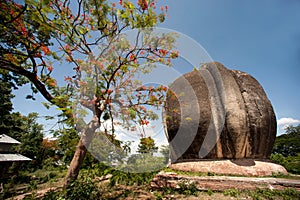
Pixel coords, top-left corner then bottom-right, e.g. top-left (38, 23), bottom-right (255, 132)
top-left (26, 95), bottom-right (33, 99)
top-left (45, 115), bottom-right (55, 120)
top-left (42, 102), bottom-right (51, 109)
top-left (103, 112), bottom-right (110, 121)
top-left (129, 108), bottom-right (136, 119)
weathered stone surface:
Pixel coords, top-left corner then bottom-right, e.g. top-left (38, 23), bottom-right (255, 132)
top-left (168, 160), bottom-right (288, 177)
top-left (151, 171), bottom-right (300, 192)
top-left (164, 62), bottom-right (277, 163)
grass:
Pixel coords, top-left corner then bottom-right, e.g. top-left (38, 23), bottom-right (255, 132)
top-left (1, 168), bottom-right (66, 199)
top-left (161, 167), bottom-right (300, 180)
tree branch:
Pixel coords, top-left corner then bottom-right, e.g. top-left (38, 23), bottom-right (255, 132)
top-left (0, 60), bottom-right (54, 103)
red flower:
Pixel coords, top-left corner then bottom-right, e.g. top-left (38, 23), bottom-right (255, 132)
top-left (46, 78), bottom-right (57, 87)
top-left (162, 86), bottom-right (168, 91)
top-left (20, 26), bottom-right (28, 36)
top-left (159, 49), bottom-right (168, 56)
top-left (14, 3), bottom-right (22, 9)
top-left (47, 65), bottom-right (53, 72)
top-left (119, 0), bottom-right (123, 5)
top-left (107, 89), bottom-right (113, 95)
top-left (138, 0), bottom-right (148, 10)
top-left (130, 53), bottom-right (136, 61)
top-left (64, 44), bottom-right (70, 52)
top-left (41, 45), bottom-right (51, 55)
top-left (141, 119), bottom-right (150, 125)
top-left (139, 106), bottom-right (147, 112)
top-left (34, 52), bottom-right (42, 58)
top-left (49, 82), bottom-right (56, 87)
top-left (64, 76), bottom-right (72, 81)
top-left (79, 81), bottom-right (87, 86)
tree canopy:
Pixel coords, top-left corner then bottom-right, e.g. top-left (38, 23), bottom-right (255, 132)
top-left (271, 124), bottom-right (300, 174)
top-left (137, 136), bottom-right (158, 154)
top-left (0, 72), bottom-right (46, 171)
top-left (272, 124), bottom-right (300, 157)
top-left (0, 0), bottom-right (177, 185)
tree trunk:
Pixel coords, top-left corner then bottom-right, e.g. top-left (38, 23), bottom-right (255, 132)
top-left (64, 139), bottom-right (88, 186)
top-left (64, 115), bottom-right (99, 187)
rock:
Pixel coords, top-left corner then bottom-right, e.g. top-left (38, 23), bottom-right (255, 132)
top-left (168, 160), bottom-right (288, 177)
top-left (164, 62), bottom-right (277, 163)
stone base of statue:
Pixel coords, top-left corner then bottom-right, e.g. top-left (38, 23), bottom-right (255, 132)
top-left (151, 160), bottom-right (300, 192)
top-left (168, 159), bottom-right (288, 177)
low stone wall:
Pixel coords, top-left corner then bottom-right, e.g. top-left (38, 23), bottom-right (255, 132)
top-left (151, 171), bottom-right (300, 192)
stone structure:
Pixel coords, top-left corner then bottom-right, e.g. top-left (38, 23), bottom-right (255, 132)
top-left (164, 62), bottom-right (277, 163)
top-left (0, 134), bottom-right (31, 178)
top-left (151, 171), bottom-right (300, 192)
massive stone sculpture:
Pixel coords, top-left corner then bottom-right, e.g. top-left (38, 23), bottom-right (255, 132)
top-left (164, 62), bottom-right (277, 163)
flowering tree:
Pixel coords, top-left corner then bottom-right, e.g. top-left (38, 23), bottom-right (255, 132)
top-left (0, 0), bottom-right (178, 186)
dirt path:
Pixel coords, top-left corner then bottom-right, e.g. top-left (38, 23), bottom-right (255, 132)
top-left (6, 187), bottom-right (57, 200)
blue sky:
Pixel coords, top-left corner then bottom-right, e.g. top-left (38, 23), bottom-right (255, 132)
top-left (12, 0), bottom-right (300, 137)
top-left (160, 0), bottom-right (300, 134)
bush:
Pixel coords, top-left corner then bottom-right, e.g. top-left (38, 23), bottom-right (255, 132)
top-left (270, 153), bottom-right (300, 174)
top-left (65, 176), bottom-right (101, 199)
top-left (42, 176), bottom-right (101, 200)
top-left (89, 162), bottom-right (159, 187)
top-left (177, 181), bottom-right (199, 196)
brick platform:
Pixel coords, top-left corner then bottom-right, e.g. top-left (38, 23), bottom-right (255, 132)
top-left (151, 171), bottom-right (300, 192)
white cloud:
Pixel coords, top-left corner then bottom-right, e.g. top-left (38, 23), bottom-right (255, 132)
top-left (277, 117), bottom-right (300, 126)
top-left (277, 117), bottom-right (300, 135)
